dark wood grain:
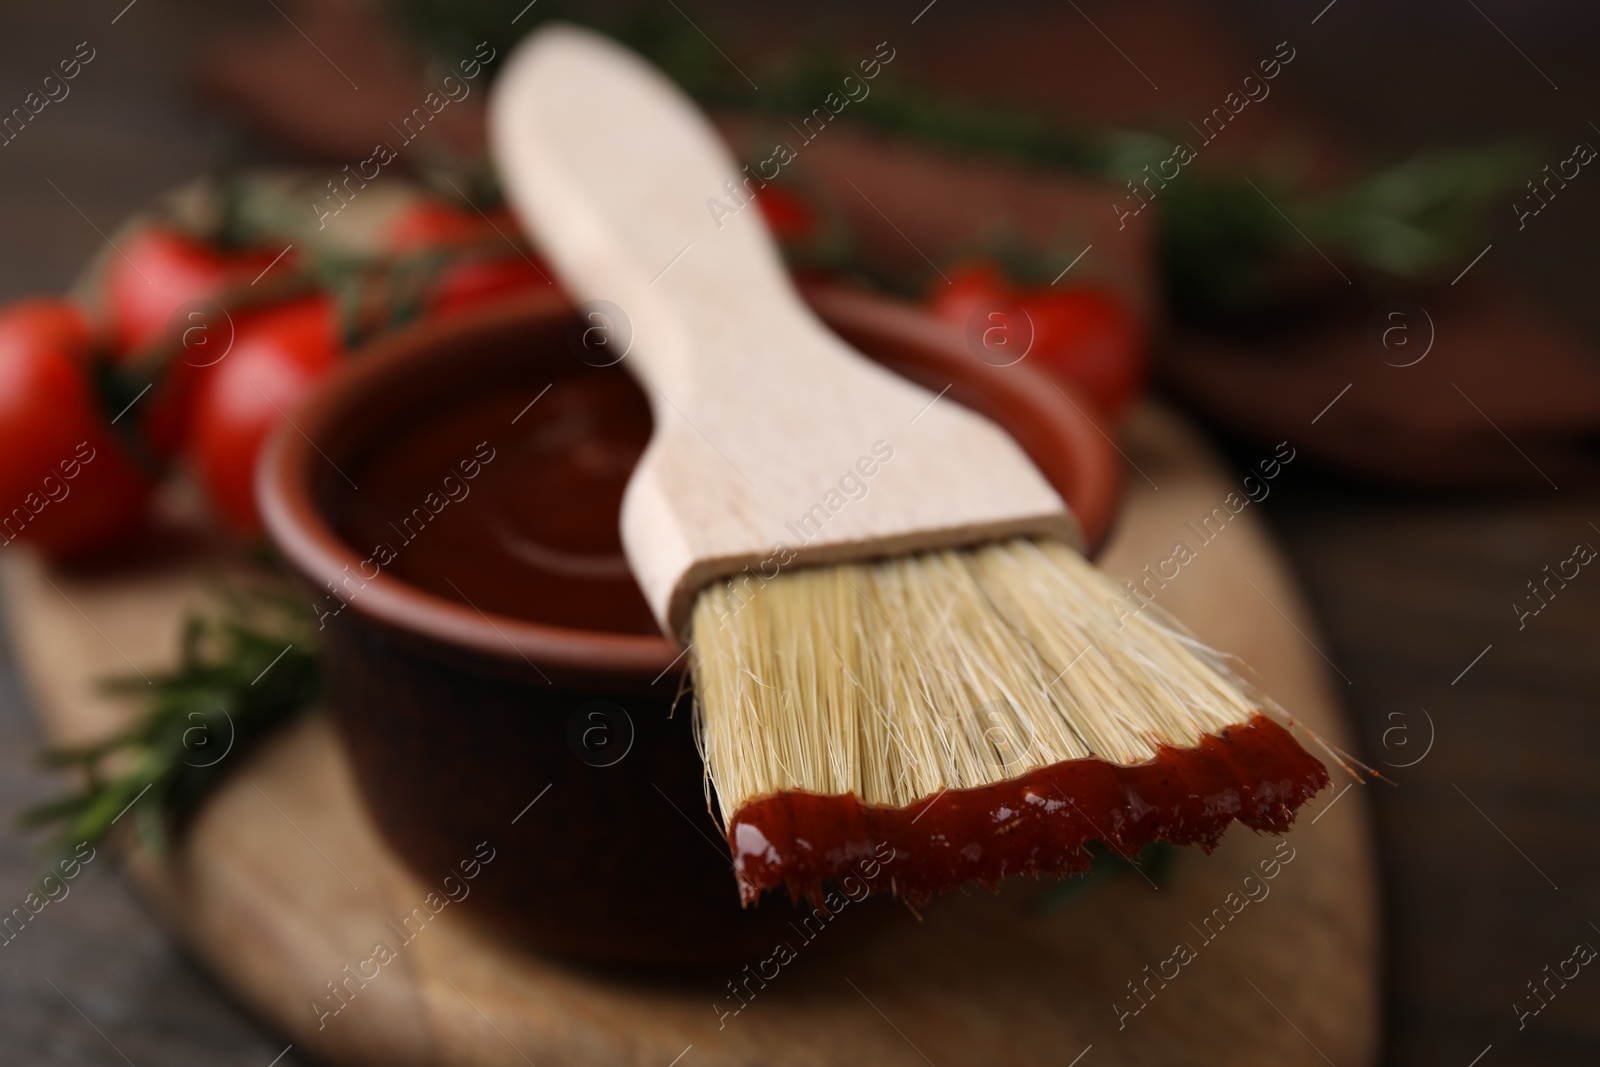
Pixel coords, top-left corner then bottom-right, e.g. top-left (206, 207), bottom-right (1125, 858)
top-left (1255, 470), bottom-right (1600, 1067)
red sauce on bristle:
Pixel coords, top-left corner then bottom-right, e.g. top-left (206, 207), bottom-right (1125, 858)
top-left (728, 714), bottom-right (1330, 905)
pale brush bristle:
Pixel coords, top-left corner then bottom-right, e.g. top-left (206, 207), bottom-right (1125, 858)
top-left (689, 538), bottom-right (1266, 827)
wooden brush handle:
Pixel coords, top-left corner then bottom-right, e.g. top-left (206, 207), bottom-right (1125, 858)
top-left (490, 25), bottom-right (1079, 638)
top-left (488, 24), bottom-right (808, 394)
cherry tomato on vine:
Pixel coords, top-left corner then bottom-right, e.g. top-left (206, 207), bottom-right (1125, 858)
top-left (105, 225), bottom-right (290, 353)
top-left (424, 256), bottom-right (552, 318)
top-left (927, 261), bottom-right (1011, 325)
top-left (0, 299), bottom-right (155, 560)
top-left (189, 296), bottom-right (341, 536)
top-left (385, 200), bottom-right (518, 252)
top-left (929, 262), bottom-right (1147, 421)
top-left (103, 225), bottom-right (296, 458)
top-left (385, 200), bottom-right (552, 319)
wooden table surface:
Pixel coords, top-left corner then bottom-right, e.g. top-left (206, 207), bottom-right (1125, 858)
top-left (1, 2), bottom-right (1598, 1065)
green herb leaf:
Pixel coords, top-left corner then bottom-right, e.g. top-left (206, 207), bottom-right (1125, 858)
top-left (21, 581), bottom-right (321, 860)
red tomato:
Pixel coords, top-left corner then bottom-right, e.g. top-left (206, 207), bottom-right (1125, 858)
top-left (189, 297), bottom-right (340, 535)
top-left (386, 200), bottom-right (552, 318)
top-left (0, 300), bottom-right (155, 560)
top-left (385, 199), bottom-right (522, 252)
top-left (929, 262), bottom-right (1146, 420)
top-left (425, 255), bottom-right (551, 318)
top-left (927, 261), bottom-right (1012, 326)
top-left (754, 186), bottom-right (818, 244)
top-left (104, 226), bottom-right (294, 458)
top-left (105, 225), bottom-right (289, 354)
top-left (1022, 288), bottom-right (1146, 421)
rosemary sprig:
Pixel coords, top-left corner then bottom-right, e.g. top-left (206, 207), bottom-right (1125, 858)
top-left (21, 583), bottom-right (321, 856)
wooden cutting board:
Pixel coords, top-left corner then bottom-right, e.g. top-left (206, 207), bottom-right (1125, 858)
top-left (1, 404), bottom-right (1378, 1067)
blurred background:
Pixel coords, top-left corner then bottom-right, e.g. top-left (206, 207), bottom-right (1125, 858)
top-left (1, 0), bottom-right (1597, 1063)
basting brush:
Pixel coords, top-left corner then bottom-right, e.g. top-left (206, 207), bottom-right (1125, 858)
top-left (489, 26), bottom-right (1330, 904)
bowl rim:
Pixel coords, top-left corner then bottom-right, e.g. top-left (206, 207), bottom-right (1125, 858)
top-left (256, 284), bottom-right (1120, 683)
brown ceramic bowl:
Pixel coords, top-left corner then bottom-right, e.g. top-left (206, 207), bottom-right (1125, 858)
top-left (257, 283), bottom-right (1120, 966)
